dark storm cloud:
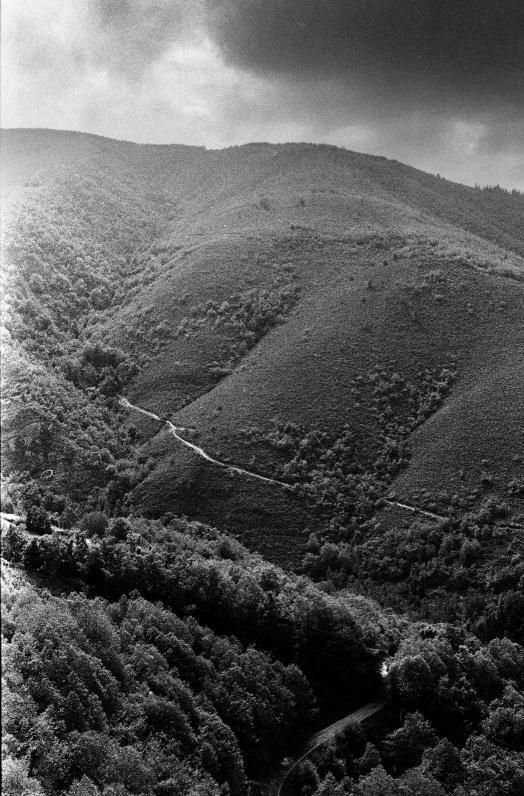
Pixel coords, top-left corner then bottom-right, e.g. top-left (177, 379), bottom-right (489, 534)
top-left (206, 0), bottom-right (524, 116)
top-left (4, 0), bottom-right (523, 187)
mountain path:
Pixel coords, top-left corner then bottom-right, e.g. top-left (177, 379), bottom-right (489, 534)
top-left (382, 499), bottom-right (444, 521)
top-left (265, 697), bottom-right (387, 796)
top-left (120, 398), bottom-right (524, 534)
top-left (120, 398), bottom-right (290, 488)
top-left (122, 399), bottom-right (450, 513)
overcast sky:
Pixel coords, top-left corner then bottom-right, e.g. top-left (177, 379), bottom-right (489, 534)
top-left (2, 0), bottom-right (523, 189)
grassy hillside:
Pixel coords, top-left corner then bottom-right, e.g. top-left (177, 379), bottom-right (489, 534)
top-left (3, 130), bottom-right (524, 548)
top-left (2, 129), bottom-right (523, 561)
top-left (112, 145), bottom-right (523, 556)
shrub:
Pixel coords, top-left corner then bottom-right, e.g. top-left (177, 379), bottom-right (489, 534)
top-left (110, 518), bottom-right (130, 540)
top-left (26, 505), bottom-right (52, 535)
top-left (80, 511), bottom-right (109, 537)
top-left (29, 273), bottom-right (45, 294)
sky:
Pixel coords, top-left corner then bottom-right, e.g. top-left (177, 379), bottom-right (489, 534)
top-left (2, 0), bottom-right (523, 189)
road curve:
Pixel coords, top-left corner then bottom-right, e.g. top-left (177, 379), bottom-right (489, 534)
top-left (266, 697), bottom-right (387, 796)
top-left (120, 398), bottom-right (290, 488)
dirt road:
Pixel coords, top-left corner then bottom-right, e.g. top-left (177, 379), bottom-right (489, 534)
top-left (266, 697), bottom-right (387, 796)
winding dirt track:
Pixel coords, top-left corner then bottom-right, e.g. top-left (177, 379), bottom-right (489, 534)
top-left (121, 398), bottom-right (524, 536)
top-left (120, 398), bottom-right (289, 487)
top-left (266, 697), bottom-right (387, 796)
top-left (121, 399), bottom-right (448, 513)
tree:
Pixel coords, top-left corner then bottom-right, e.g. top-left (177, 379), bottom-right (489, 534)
top-left (460, 735), bottom-right (524, 795)
top-left (1, 756), bottom-right (45, 796)
top-left (383, 712), bottom-right (438, 773)
top-left (26, 505), bottom-right (51, 535)
top-left (390, 655), bottom-right (434, 705)
top-left (89, 288), bottom-right (111, 310)
top-left (80, 511), bottom-right (109, 537)
top-left (66, 776), bottom-right (101, 796)
top-left (102, 747), bottom-right (154, 795)
top-left (289, 759), bottom-right (319, 796)
top-left (421, 738), bottom-right (464, 789)
top-left (29, 273), bottom-right (45, 294)
top-left (482, 685), bottom-right (524, 750)
top-left (23, 539), bottom-right (46, 571)
top-left (1, 524), bottom-right (28, 563)
top-left (110, 518), bottom-right (130, 541)
top-left (400, 768), bottom-right (446, 796)
top-left (336, 721), bottom-right (367, 761)
top-left (352, 765), bottom-right (401, 796)
top-left (357, 743), bottom-right (381, 776)
top-left (314, 773), bottom-right (349, 795)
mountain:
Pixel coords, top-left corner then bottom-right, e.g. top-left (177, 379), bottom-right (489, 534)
top-left (3, 128), bottom-right (524, 796)
top-left (2, 129), bottom-right (523, 566)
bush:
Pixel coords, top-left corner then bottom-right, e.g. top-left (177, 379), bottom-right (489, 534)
top-left (1, 524), bottom-right (28, 562)
top-left (26, 505), bottom-right (52, 535)
top-left (110, 518), bottom-right (130, 540)
top-left (80, 511), bottom-right (109, 537)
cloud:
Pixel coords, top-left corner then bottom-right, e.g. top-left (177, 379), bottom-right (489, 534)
top-left (1, 0), bottom-right (214, 138)
top-left (202, 0), bottom-right (524, 186)
top-left (206, 0), bottom-right (524, 116)
top-left (1, 0), bottom-right (523, 188)
top-left (87, 0), bottom-right (204, 81)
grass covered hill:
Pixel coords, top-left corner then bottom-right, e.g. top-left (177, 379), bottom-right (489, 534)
top-left (2, 128), bottom-right (523, 565)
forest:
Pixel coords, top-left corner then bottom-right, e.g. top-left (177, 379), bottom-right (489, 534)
top-left (3, 519), bottom-right (524, 795)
